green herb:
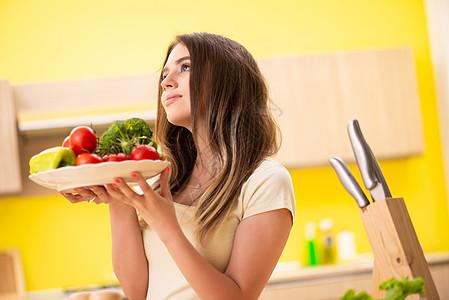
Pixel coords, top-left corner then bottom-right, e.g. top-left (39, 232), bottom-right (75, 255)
top-left (340, 277), bottom-right (425, 300)
top-left (379, 277), bottom-right (425, 300)
top-left (341, 289), bottom-right (373, 300)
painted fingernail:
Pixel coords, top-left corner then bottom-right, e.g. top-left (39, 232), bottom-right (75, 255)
top-left (74, 188), bottom-right (80, 192)
top-left (130, 173), bottom-right (137, 178)
top-left (167, 167), bottom-right (170, 174)
top-left (59, 192), bottom-right (65, 196)
top-left (114, 179), bottom-right (121, 184)
top-left (112, 183), bottom-right (117, 188)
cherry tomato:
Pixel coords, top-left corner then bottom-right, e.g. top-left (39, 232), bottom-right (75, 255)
top-left (130, 145), bottom-right (160, 161)
top-left (103, 153), bottom-right (128, 162)
top-left (69, 126), bottom-right (97, 155)
top-left (62, 136), bottom-right (70, 148)
top-left (75, 153), bottom-right (104, 166)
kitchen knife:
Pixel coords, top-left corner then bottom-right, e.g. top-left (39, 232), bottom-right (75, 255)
top-left (329, 156), bottom-right (370, 208)
top-left (348, 119), bottom-right (392, 202)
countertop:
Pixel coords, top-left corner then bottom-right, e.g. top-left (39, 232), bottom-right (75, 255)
top-left (268, 252), bottom-right (449, 285)
top-left (20, 252), bottom-right (449, 299)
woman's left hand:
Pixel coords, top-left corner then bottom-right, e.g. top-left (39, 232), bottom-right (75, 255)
top-left (106, 169), bottom-right (181, 243)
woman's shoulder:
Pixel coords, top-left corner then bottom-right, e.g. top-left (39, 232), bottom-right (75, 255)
top-left (248, 159), bottom-right (291, 182)
top-left (239, 158), bottom-right (296, 220)
top-left (241, 158), bottom-right (293, 194)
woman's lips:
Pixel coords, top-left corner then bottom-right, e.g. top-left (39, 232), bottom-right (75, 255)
top-left (165, 94), bottom-right (182, 107)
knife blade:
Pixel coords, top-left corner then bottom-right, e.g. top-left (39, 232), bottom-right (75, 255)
top-left (348, 119), bottom-right (392, 201)
top-left (329, 156), bottom-right (370, 208)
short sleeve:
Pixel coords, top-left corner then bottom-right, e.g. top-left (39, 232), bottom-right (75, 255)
top-left (240, 160), bottom-right (296, 222)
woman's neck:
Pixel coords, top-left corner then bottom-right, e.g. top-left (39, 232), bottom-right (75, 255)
top-left (172, 131), bottom-right (217, 206)
top-left (194, 130), bottom-right (217, 176)
top-left (193, 135), bottom-right (216, 186)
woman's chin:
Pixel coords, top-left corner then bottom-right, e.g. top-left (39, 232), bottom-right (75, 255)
top-left (166, 116), bottom-right (192, 131)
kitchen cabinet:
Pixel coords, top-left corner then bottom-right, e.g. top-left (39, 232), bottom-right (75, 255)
top-left (258, 47), bottom-right (424, 168)
top-left (14, 73), bottom-right (160, 137)
top-left (0, 80), bottom-right (22, 194)
top-left (260, 252), bottom-right (449, 300)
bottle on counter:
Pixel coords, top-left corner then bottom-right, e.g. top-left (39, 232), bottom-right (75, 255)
top-left (304, 221), bottom-right (320, 266)
top-left (336, 229), bottom-right (357, 262)
top-left (319, 218), bottom-right (337, 265)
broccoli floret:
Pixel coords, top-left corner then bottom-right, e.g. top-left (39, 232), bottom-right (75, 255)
top-left (98, 117), bottom-right (157, 156)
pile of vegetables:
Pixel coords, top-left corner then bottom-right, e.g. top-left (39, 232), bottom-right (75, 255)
top-left (341, 276), bottom-right (425, 300)
top-left (29, 117), bottom-right (161, 174)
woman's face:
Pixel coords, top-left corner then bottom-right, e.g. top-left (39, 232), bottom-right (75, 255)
top-left (161, 44), bottom-right (192, 130)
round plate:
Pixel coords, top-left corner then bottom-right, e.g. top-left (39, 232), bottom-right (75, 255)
top-left (29, 160), bottom-right (170, 193)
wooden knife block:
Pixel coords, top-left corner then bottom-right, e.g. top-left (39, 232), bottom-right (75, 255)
top-left (359, 197), bottom-right (439, 299)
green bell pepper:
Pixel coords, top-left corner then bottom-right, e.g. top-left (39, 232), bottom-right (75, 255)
top-left (29, 146), bottom-right (76, 174)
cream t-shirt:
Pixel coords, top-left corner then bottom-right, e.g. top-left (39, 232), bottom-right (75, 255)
top-left (142, 159), bottom-right (296, 300)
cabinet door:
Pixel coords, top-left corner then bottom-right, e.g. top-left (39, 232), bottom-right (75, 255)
top-left (258, 48), bottom-right (424, 168)
top-left (0, 80), bottom-right (22, 194)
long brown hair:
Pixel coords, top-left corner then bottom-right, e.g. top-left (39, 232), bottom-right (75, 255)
top-left (155, 32), bottom-right (280, 243)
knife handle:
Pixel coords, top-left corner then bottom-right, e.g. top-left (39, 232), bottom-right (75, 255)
top-left (329, 157), bottom-right (370, 208)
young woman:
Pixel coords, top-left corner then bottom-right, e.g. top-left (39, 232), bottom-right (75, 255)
top-left (63, 32), bottom-right (295, 300)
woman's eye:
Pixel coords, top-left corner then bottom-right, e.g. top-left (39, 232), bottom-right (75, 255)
top-left (181, 64), bottom-right (190, 72)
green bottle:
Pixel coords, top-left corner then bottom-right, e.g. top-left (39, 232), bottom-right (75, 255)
top-left (304, 221), bottom-right (320, 266)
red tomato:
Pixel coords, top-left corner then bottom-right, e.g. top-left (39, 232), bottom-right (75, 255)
top-left (75, 153), bottom-right (104, 166)
top-left (62, 136), bottom-right (70, 148)
top-left (103, 153), bottom-right (128, 162)
top-left (130, 145), bottom-right (160, 161)
top-left (69, 126), bottom-right (97, 155)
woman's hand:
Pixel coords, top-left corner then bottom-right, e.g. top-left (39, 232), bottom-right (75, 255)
top-left (107, 169), bottom-right (180, 243)
top-left (60, 185), bottom-right (123, 205)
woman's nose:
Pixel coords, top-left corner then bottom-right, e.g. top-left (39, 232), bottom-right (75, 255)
top-left (161, 73), bottom-right (177, 90)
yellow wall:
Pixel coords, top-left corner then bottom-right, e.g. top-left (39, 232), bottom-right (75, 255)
top-left (1, 0), bottom-right (448, 291)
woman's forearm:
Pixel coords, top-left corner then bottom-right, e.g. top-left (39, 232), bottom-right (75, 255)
top-left (109, 201), bottom-right (149, 300)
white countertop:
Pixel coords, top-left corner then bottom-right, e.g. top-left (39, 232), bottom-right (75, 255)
top-left (23, 252), bottom-right (449, 299)
top-left (267, 251), bottom-right (449, 286)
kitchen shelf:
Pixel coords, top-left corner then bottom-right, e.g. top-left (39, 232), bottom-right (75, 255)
top-left (18, 109), bottom-right (157, 138)
top-left (13, 73), bottom-right (160, 139)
